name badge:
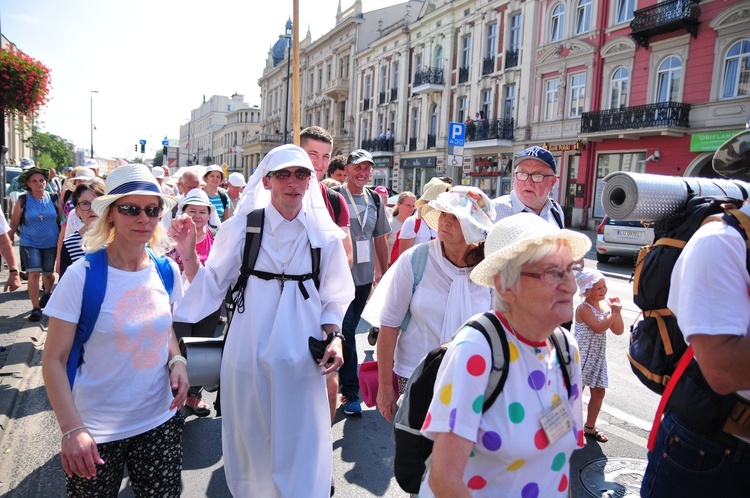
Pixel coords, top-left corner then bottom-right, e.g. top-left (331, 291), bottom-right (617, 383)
top-left (356, 238), bottom-right (371, 264)
top-left (539, 400), bottom-right (574, 445)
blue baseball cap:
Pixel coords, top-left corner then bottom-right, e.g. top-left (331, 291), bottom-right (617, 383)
top-left (515, 146), bottom-right (556, 173)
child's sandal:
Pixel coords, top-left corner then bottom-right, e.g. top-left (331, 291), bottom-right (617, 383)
top-left (584, 425), bottom-right (609, 443)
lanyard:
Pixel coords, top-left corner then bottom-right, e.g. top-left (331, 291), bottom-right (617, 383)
top-left (343, 186), bottom-right (370, 232)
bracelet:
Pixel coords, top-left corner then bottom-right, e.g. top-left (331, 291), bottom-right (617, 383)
top-left (63, 426), bottom-right (87, 440)
top-left (329, 331), bottom-right (345, 345)
top-left (8, 269), bottom-right (18, 273)
top-left (168, 355), bottom-right (187, 371)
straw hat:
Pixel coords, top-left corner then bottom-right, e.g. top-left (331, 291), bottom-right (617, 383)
top-left (470, 212), bottom-right (591, 287)
top-left (179, 188), bottom-right (214, 213)
top-left (64, 167), bottom-right (96, 190)
top-left (414, 177), bottom-right (451, 208)
top-left (418, 186), bottom-right (495, 244)
top-left (91, 164), bottom-right (177, 216)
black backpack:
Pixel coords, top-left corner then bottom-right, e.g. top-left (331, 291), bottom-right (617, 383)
top-left (628, 195), bottom-right (750, 442)
top-left (392, 312), bottom-right (573, 494)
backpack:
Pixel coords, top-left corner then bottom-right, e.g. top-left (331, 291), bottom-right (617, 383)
top-left (389, 219), bottom-right (422, 266)
top-left (325, 186), bottom-right (342, 222)
top-left (627, 195), bottom-right (750, 449)
top-left (66, 247), bottom-right (174, 389)
top-left (392, 311), bottom-right (573, 494)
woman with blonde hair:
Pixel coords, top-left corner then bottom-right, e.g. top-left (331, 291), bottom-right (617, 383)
top-left (42, 164), bottom-right (188, 497)
top-left (387, 191), bottom-right (416, 264)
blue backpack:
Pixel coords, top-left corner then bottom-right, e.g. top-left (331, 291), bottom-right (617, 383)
top-left (65, 247), bottom-right (174, 389)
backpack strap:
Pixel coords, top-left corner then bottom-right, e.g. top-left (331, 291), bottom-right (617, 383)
top-left (414, 218), bottom-right (422, 235)
top-left (18, 193), bottom-right (26, 227)
top-left (549, 327), bottom-right (573, 398)
top-left (550, 200), bottom-right (564, 229)
top-left (67, 248), bottom-right (108, 389)
top-left (466, 312), bottom-right (510, 410)
top-left (647, 345), bottom-right (695, 452)
top-left (230, 208), bottom-right (265, 315)
top-left (326, 186), bottom-right (341, 222)
top-left (367, 186), bottom-right (382, 213)
top-left (400, 243), bottom-right (430, 330)
top-left (146, 247), bottom-right (174, 298)
top-left (220, 190), bottom-right (229, 211)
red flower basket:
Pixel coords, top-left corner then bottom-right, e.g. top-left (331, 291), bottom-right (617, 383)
top-left (0, 48), bottom-right (51, 117)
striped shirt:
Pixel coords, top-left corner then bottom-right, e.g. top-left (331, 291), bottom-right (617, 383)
top-left (60, 231), bottom-right (84, 278)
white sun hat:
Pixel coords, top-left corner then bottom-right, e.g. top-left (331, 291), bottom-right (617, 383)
top-left (470, 212), bottom-right (592, 288)
top-left (418, 185), bottom-right (495, 245)
top-left (64, 167), bottom-right (97, 191)
top-left (151, 166), bottom-right (165, 179)
top-left (91, 164), bottom-right (177, 216)
top-left (204, 164), bottom-right (225, 178)
top-left (179, 187), bottom-right (214, 213)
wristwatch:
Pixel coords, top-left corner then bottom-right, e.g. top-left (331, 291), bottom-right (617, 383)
top-left (329, 331), bottom-right (346, 345)
top-left (8, 269), bottom-right (18, 273)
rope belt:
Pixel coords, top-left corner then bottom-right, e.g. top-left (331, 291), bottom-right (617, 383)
top-left (248, 269), bottom-right (318, 300)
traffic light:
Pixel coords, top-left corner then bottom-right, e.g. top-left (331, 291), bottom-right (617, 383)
top-left (134, 144), bottom-right (138, 151)
top-left (140, 144), bottom-right (145, 154)
top-left (163, 145), bottom-right (168, 156)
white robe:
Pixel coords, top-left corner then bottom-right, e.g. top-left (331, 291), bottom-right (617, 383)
top-left (174, 203), bottom-right (354, 497)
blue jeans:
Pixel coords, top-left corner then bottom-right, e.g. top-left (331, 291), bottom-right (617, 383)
top-left (339, 283), bottom-right (372, 402)
top-left (20, 245), bottom-right (56, 274)
top-left (641, 411), bottom-right (750, 497)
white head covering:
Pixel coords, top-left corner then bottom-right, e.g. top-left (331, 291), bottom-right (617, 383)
top-left (576, 268), bottom-right (605, 296)
top-left (418, 185), bottom-right (496, 245)
top-left (235, 144), bottom-right (344, 247)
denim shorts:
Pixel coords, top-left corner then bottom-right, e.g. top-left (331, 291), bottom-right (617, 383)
top-left (20, 246), bottom-right (56, 274)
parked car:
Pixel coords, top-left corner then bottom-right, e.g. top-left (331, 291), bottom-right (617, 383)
top-left (595, 215), bottom-right (655, 263)
top-left (4, 166), bottom-right (22, 217)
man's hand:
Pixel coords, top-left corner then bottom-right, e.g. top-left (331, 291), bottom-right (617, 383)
top-left (4, 273), bottom-right (21, 292)
top-left (319, 336), bottom-right (344, 375)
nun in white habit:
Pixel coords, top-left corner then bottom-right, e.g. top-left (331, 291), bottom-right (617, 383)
top-left (171, 144), bottom-right (354, 497)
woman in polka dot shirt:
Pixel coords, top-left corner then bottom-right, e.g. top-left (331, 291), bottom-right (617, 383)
top-left (420, 213), bottom-right (590, 497)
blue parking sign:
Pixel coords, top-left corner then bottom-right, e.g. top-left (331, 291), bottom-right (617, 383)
top-left (448, 122), bottom-right (465, 147)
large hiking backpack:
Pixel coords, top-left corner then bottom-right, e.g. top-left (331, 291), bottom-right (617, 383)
top-left (627, 195), bottom-right (750, 449)
top-left (392, 311), bottom-right (573, 494)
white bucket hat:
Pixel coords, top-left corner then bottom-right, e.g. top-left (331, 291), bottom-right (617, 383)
top-left (151, 166), bottom-right (165, 179)
top-left (418, 186), bottom-right (496, 245)
top-left (576, 268), bottom-right (605, 296)
top-left (64, 167), bottom-right (97, 191)
top-left (204, 164), bottom-right (225, 178)
top-left (470, 212), bottom-right (592, 287)
top-left (179, 188), bottom-right (214, 213)
top-left (228, 172), bottom-right (246, 187)
top-left (91, 164), bottom-right (177, 216)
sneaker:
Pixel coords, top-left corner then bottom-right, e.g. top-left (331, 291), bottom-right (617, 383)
top-left (342, 399), bottom-right (362, 416)
top-left (39, 292), bottom-right (52, 309)
top-left (367, 326), bottom-right (379, 346)
top-left (29, 308), bottom-right (42, 322)
top-left (185, 394), bottom-right (211, 417)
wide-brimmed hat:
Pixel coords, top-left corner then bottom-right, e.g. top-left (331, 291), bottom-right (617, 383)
top-left (576, 268), bottom-right (605, 296)
top-left (179, 188), bottom-right (213, 213)
top-left (91, 164), bottom-right (177, 217)
top-left (64, 167), bottom-right (96, 190)
top-left (713, 130), bottom-right (750, 181)
top-left (203, 164), bottom-right (225, 178)
top-left (415, 177), bottom-right (451, 208)
top-left (18, 167), bottom-right (50, 190)
top-left (418, 186), bottom-right (495, 244)
top-left (470, 213), bottom-right (591, 287)
top-left (515, 146), bottom-right (557, 173)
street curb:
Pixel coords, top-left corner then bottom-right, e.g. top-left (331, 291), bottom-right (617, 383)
top-left (0, 321), bottom-right (45, 447)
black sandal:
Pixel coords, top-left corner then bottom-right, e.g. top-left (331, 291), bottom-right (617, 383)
top-left (584, 425), bottom-right (608, 443)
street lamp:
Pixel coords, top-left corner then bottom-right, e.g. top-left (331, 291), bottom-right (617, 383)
top-left (284, 19), bottom-right (292, 144)
top-left (90, 90), bottom-right (98, 158)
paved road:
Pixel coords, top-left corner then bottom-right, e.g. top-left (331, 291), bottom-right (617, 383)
top-left (0, 234), bottom-right (658, 497)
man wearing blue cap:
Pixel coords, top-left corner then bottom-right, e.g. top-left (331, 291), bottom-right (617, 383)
top-left (493, 145), bottom-right (564, 228)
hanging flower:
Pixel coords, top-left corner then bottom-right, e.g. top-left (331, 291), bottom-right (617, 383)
top-left (0, 48), bottom-right (51, 117)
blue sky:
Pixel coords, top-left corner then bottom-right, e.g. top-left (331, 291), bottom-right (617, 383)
top-left (1, 0), bottom-right (399, 160)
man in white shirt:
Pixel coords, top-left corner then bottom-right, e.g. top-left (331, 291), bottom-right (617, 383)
top-left (0, 206), bottom-right (21, 293)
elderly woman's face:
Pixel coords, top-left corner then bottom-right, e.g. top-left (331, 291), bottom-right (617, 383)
top-left (499, 247), bottom-right (578, 328)
top-left (436, 212), bottom-right (464, 246)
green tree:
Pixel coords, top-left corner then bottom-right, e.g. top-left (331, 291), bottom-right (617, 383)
top-left (24, 130), bottom-right (75, 170)
top-left (131, 156), bottom-right (144, 163)
top-left (153, 149), bottom-right (164, 167)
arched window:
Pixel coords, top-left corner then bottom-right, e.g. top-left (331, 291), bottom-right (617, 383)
top-left (721, 40), bottom-right (750, 99)
top-left (610, 67), bottom-right (630, 109)
top-left (550, 4), bottom-right (565, 42)
top-left (656, 56), bottom-right (682, 103)
top-left (575, 0), bottom-right (592, 35)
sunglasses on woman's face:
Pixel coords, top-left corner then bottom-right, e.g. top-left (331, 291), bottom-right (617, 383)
top-left (113, 204), bottom-right (163, 217)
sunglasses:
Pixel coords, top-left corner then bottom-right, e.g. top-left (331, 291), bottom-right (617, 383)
top-left (268, 169), bottom-right (312, 180)
top-left (113, 204), bottom-right (163, 217)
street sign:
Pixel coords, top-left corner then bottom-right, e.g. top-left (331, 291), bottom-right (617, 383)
top-left (448, 145), bottom-right (464, 156)
top-left (448, 154), bottom-right (463, 167)
top-left (139, 139), bottom-right (147, 145)
top-left (162, 140), bottom-right (169, 147)
top-left (448, 122), bottom-right (466, 147)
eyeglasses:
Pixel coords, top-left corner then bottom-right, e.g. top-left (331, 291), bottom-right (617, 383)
top-left (514, 171), bottom-right (556, 183)
top-left (521, 262), bottom-right (584, 285)
top-left (76, 201), bottom-right (92, 211)
top-left (268, 169), bottom-right (312, 180)
top-left (113, 204), bottom-right (163, 217)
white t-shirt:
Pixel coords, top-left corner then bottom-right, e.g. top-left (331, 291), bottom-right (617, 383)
top-left (0, 207), bottom-right (10, 235)
top-left (44, 256), bottom-right (183, 443)
top-left (668, 207), bottom-right (750, 403)
top-left (399, 215), bottom-right (437, 244)
top-left (420, 318), bottom-right (583, 497)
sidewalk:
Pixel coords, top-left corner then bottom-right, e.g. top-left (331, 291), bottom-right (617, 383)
top-left (0, 244), bottom-right (46, 448)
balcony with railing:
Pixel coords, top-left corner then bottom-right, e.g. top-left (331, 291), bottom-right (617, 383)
top-left (363, 98), bottom-right (371, 111)
top-left (412, 66), bottom-right (445, 94)
top-left (361, 137), bottom-right (394, 152)
top-left (505, 49), bottom-right (519, 69)
top-left (323, 77), bottom-right (349, 100)
top-left (630, 0), bottom-right (701, 48)
top-left (580, 101), bottom-right (691, 135)
top-left (458, 67), bottom-right (469, 84)
top-left (409, 137), bottom-right (417, 151)
top-left (390, 88), bottom-right (398, 101)
top-left (482, 56), bottom-right (495, 76)
top-left (465, 117), bottom-right (514, 143)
